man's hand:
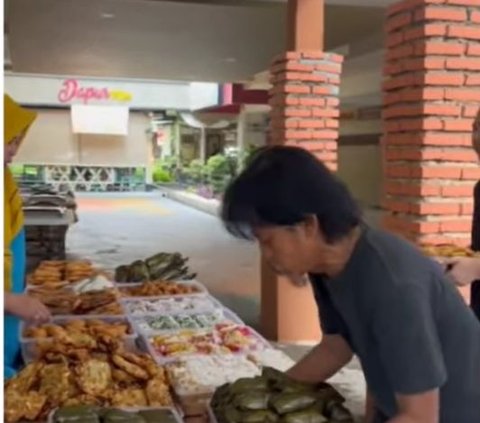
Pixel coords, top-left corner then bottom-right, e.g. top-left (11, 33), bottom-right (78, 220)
top-left (445, 257), bottom-right (480, 287)
top-left (387, 389), bottom-right (440, 423)
top-left (5, 293), bottom-right (51, 324)
top-left (287, 334), bottom-right (352, 384)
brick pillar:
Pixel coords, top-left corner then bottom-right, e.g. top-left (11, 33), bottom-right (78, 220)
top-left (264, 47), bottom-right (342, 341)
top-left (382, 0), bottom-right (480, 250)
top-left (269, 52), bottom-right (343, 171)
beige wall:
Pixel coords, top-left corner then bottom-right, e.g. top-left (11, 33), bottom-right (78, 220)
top-left (338, 143), bottom-right (382, 208)
top-left (15, 109), bottom-right (151, 167)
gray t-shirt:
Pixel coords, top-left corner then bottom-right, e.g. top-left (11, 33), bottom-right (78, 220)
top-left (310, 226), bottom-right (480, 423)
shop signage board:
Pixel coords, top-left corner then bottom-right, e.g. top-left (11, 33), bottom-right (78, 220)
top-left (5, 73), bottom-right (220, 111)
top-left (58, 79), bottom-right (133, 104)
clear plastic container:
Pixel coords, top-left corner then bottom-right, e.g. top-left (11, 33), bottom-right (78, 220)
top-left (20, 315), bottom-right (138, 363)
top-left (166, 354), bottom-right (261, 398)
top-left (131, 307), bottom-right (244, 336)
top-left (208, 405), bottom-right (218, 423)
top-left (121, 294), bottom-right (221, 317)
top-left (143, 324), bottom-right (271, 366)
top-left (118, 280), bottom-right (208, 298)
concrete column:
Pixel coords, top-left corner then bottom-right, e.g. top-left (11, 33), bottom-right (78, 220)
top-left (174, 119), bottom-right (181, 166)
top-left (199, 127), bottom-right (207, 164)
top-left (382, 0), bottom-right (480, 303)
top-left (236, 105), bottom-right (246, 169)
top-left (263, 0), bottom-right (343, 343)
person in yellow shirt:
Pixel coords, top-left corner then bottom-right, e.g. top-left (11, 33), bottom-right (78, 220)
top-left (4, 94), bottom-right (50, 378)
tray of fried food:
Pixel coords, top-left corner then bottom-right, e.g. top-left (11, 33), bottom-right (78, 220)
top-left (27, 261), bottom-right (65, 287)
top-left (21, 317), bottom-right (136, 363)
top-left (28, 289), bottom-right (124, 316)
top-left (119, 280), bottom-right (205, 298)
top-left (421, 244), bottom-right (480, 259)
top-left (5, 336), bottom-right (173, 423)
top-left (27, 260), bottom-right (97, 287)
top-left (65, 260), bottom-right (96, 283)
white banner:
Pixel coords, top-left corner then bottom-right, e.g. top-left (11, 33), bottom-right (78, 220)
top-left (71, 105), bottom-right (129, 136)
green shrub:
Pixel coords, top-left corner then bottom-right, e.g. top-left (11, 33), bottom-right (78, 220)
top-left (205, 154), bottom-right (236, 194)
top-left (152, 165), bottom-right (172, 183)
top-left (9, 164), bottom-right (24, 177)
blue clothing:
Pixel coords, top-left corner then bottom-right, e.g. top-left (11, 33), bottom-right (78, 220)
top-left (4, 228), bottom-right (26, 379)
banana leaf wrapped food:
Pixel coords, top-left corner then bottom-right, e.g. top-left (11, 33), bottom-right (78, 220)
top-left (324, 403), bottom-right (354, 422)
top-left (234, 392), bottom-right (270, 411)
top-left (211, 366), bottom-right (352, 423)
top-left (102, 409), bottom-right (145, 423)
top-left (53, 405), bottom-right (100, 422)
top-left (280, 408), bottom-right (327, 423)
top-left (138, 409), bottom-right (179, 423)
top-left (145, 253), bottom-right (170, 270)
top-left (114, 265), bottom-right (130, 283)
top-left (241, 410), bottom-right (278, 423)
top-left (270, 392), bottom-right (317, 415)
top-left (211, 383), bottom-right (233, 409)
top-left (217, 404), bottom-right (243, 423)
top-left (129, 260), bottom-right (150, 282)
top-left (230, 377), bottom-right (269, 395)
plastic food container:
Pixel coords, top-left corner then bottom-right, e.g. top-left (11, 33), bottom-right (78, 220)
top-left (130, 307), bottom-right (244, 335)
top-left (121, 294), bottom-right (222, 317)
top-left (143, 324), bottom-right (271, 365)
top-left (166, 354), bottom-right (261, 399)
top-left (207, 405), bottom-right (218, 423)
top-left (20, 315), bottom-right (138, 363)
top-left (118, 280), bottom-right (208, 298)
top-left (48, 407), bottom-right (183, 423)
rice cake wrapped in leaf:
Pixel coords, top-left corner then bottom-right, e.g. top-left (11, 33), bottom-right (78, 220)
top-left (234, 392), bottom-right (270, 411)
top-left (280, 409), bottom-right (327, 423)
top-left (324, 403), bottom-right (354, 422)
top-left (215, 405), bottom-right (243, 423)
top-left (114, 266), bottom-right (130, 283)
top-left (241, 410), bottom-right (279, 423)
top-left (102, 409), bottom-right (145, 423)
top-left (129, 261), bottom-right (150, 282)
top-left (53, 405), bottom-right (99, 422)
top-left (270, 392), bottom-right (317, 415)
top-left (138, 409), bottom-right (179, 423)
top-left (315, 383), bottom-right (345, 404)
top-left (211, 383), bottom-right (233, 409)
top-left (230, 377), bottom-right (268, 395)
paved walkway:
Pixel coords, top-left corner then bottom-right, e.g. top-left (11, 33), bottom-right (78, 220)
top-left (66, 193), bottom-right (366, 420)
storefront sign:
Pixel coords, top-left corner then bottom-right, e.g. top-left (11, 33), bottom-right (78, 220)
top-left (58, 79), bottom-right (133, 104)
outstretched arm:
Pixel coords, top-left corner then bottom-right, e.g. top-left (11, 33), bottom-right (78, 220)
top-left (287, 334), bottom-right (353, 384)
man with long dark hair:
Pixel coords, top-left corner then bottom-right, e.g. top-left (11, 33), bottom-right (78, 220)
top-left (221, 146), bottom-right (480, 423)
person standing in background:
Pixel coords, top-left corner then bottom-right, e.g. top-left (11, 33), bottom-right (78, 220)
top-left (446, 108), bottom-right (480, 320)
top-left (4, 94), bottom-right (51, 378)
